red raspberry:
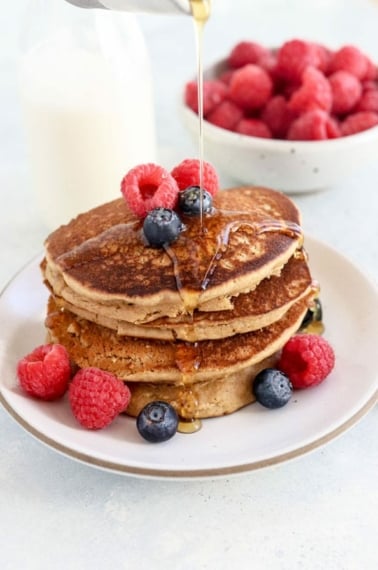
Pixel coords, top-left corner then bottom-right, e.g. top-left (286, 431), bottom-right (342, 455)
top-left (228, 41), bottom-right (270, 69)
top-left (329, 71), bottom-right (362, 114)
top-left (235, 118), bottom-right (272, 138)
top-left (171, 158), bottom-right (219, 197)
top-left (364, 58), bottom-right (378, 81)
top-left (287, 110), bottom-right (340, 141)
top-left (312, 43), bottom-right (333, 74)
top-left (229, 64), bottom-right (273, 110)
top-left (361, 80), bottom-right (378, 92)
top-left (69, 367), bottom-right (131, 430)
top-left (276, 39), bottom-right (321, 83)
top-left (355, 88), bottom-right (378, 113)
top-left (185, 80), bottom-right (228, 116)
top-left (17, 344), bottom-right (71, 401)
top-left (121, 163), bottom-right (179, 218)
top-left (257, 51), bottom-right (278, 77)
top-left (341, 111), bottom-right (378, 136)
top-left (329, 45), bottom-right (368, 80)
top-left (278, 334), bottom-right (335, 389)
top-left (288, 67), bottom-right (332, 114)
top-left (218, 69), bottom-right (234, 85)
top-left (261, 95), bottom-right (296, 138)
top-left (326, 116), bottom-right (342, 139)
top-left (206, 100), bottom-right (243, 130)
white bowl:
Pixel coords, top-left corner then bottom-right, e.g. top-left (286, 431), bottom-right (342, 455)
top-left (181, 61), bottom-right (378, 193)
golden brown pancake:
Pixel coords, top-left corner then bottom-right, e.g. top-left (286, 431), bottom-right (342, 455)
top-left (41, 185), bottom-right (316, 420)
top-left (45, 294), bottom-right (310, 385)
top-left (42, 187), bottom-right (304, 323)
top-left (126, 354), bottom-right (278, 419)
top-left (50, 252), bottom-right (313, 341)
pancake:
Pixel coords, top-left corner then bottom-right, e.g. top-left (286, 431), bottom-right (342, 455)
top-left (126, 353), bottom-right (278, 419)
top-left (45, 293), bottom-right (311, 385)
top-left (50, 252), bottom-right (313, 341)
top-left (42, 186), bottom-right (304, 324)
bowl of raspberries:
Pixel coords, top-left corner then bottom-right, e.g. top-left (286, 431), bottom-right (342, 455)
top-left (182, 38), bottom-right (378, 192)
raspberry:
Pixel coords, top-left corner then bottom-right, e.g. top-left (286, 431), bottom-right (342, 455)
top-left (355, 88), bottom-right (378, 113)
top-left (287, 110), bottom-right (340, 141)
top-left (341, 111), bottom-right (378, 136)
top-left (288, 67), bottom-right (332, 114)
top-left (206, 100), bottom-right (243, 130)
top-left (218, 69), bottom-right (234, 85)
top-left (171, 158), bottom-right (219, 197)
top-left (228, 41), bottom-right (269, 69)
top-left (257, 51), bottom-right (278, 77)
top-left (325, 116), bottom-right (342, 139)
top-left (329, 71), bottom-right (362, 115)
top-left (364, 58), bottom-right (378, 81)
top-left (229, 64), bottom-right (273, 110)
top-left (185, 80), bottom-right (228, 116)
top-left (261, 95), bottom-right (295, 138)
top-left (312, 43), bottom-right (333, 74)
top-left (121, 163), bottom-right (179, 218)
top-left (235, 118), bottom-right (272, 138)
top-left (17, 344), bottom-right (71, 401)
top-left (329, 45), bottom-right (368, 80)
top-left (276, 39), bottom-right (321, 82)
top-left (69, 367), bottom-right (131, 429)
top-left (278, 334), bottom-right (335, 389)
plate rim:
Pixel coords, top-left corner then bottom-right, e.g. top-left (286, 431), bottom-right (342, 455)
top-left (0, 236), bottom-right (377, 479)
top-left (1, 387), bottom-right (376, 479)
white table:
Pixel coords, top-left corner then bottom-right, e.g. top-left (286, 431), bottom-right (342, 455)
top-left (1, 1), bottom-right (377, 569)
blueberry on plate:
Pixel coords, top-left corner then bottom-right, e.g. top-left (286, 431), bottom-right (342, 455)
top-left (252, 368), bottom-right (293, 409)
top-left (179, 186), bottom-right (213, 216)
top-left (136, 401), bottom-right (179, 443)
top-left (143, 208), bottom-right (182, 247)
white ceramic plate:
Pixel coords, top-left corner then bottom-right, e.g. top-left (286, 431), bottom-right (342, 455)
top-left (0, 236), bottom-right (377, 479)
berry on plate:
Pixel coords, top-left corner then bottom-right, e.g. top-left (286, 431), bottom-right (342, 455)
top-left (17, 343), bottom-right (72, 400)
top-left (69, 367), bottom-right (131, 429)
top-left (171, 158), bottom-right (219, 197)
top-left (278, 333), bottom-right (335, 389)
top-left (121, 163), bottom-right (179, 218)
top-left (252, 368), bottom-right (293, 409)
top-left (136, 401), bottom-right (179, 443)
top-left (143, 207), bottom-right (182, 247)
top-left (179, 186), bottom-right (213, 216)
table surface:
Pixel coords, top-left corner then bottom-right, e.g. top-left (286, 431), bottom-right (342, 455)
top-left (1, 1), bottom-right (377, 569)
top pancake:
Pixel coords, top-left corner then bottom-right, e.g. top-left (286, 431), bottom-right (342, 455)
top-left (43, 186), bottom-right (303, 322)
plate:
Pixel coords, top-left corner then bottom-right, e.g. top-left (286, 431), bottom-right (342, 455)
top-left (0, 237), bottom-right (377, 479)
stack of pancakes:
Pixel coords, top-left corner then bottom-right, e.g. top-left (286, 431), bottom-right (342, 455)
top-left (42, 186), bottom-right (316, 420)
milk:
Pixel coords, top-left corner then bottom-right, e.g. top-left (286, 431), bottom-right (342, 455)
top-left (19, 12), bottom-right (156, 228)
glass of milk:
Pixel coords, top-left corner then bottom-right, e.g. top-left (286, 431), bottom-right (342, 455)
top-left (19, 0), bottom-right (157, 229)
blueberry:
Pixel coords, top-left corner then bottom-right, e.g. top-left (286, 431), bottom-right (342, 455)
top-left (300, 298), bottom-right (323, 330)
top-left (179, 186), bottom-right (213, 216)
top-left (136, 401), bottom-right (179, 443)
top-left (143, 208), bottom-right (182, 247)
top-left (252, 368), bottom-right (293, 409)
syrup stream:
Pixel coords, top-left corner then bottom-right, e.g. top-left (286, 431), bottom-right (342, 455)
top-left (190, 0), bottom-right (211, 228)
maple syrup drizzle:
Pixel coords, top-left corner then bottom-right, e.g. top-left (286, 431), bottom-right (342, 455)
top-left (190, 0), bottom-right (211, 228)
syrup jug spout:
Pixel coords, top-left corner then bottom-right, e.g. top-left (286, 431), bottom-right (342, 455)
top-left (64, 0), bottom-right (192, 15)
